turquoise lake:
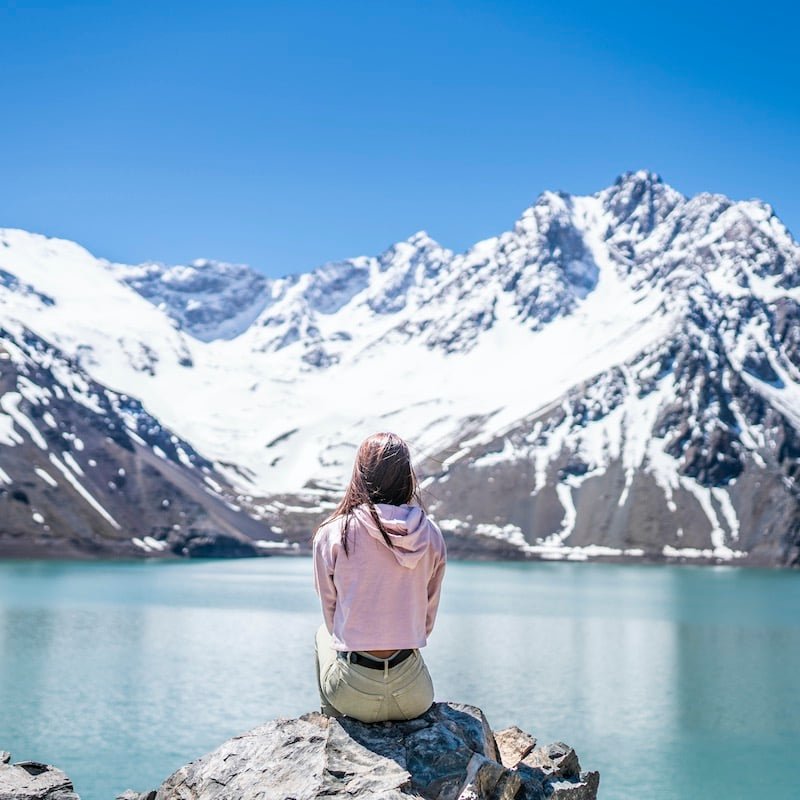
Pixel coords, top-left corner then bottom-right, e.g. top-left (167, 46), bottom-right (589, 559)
top-left (1, 558), bottom-right (798, 799)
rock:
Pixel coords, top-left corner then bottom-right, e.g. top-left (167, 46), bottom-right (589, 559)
top-left (0, 755), bottom-right (80, 800)
top-left (513, 767), bottom-right (600, 800)
top-left (547, 771), bottom-right (601, 800)
top-left (151, 702), bottom-right (598, 800)
top-left (520, 742), bottom-right (581, 779)
top-left (457, 753), bottom-right (520, 800)
top-left (493, 726), bottom-right (536, 768)
top-left (168, 529), bottom-right (259, 558)
top-left (514, 742), bottom-right (600, 800)
top-left (2, 704), bottom-right (599, 800)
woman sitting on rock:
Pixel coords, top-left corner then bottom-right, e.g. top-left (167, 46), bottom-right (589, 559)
top-left (313, 431), bottom-right (447, 723)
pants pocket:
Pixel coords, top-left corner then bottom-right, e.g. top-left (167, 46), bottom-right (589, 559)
top-left (324, 661), bottom-right (386, 723)
top-left (391, 658), bottom-right (434, 720)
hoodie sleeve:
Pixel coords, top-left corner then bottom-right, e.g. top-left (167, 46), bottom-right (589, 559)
top-left (313, 525), bottom-right (338, 635)
top-left (425, 532), bottom-right (447, 636)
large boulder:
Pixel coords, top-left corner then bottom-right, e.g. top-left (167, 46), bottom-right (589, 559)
top-left (147, 702), bottom-right (599, 800)
top-left (0, 751), bottom-right (80, 800)
top-left (3, 704), bottom-right (600, 800)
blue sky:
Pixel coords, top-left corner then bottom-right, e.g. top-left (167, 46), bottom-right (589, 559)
top-left (0, 0), bottom-right (798, 277)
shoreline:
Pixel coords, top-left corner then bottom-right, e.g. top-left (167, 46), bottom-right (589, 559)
top-left (0, 545), bottom-right (791, 570)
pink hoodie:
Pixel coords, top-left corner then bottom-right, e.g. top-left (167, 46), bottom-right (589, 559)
top-left (313, 503), bottom-right (447, 651)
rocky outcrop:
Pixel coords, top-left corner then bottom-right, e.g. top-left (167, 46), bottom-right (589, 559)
top-left (127, 702), bottom-right (598, 800)
top-left (0, 751), bottom-right (79, 800)
top-left (3, 705), bottom-right (598, 800)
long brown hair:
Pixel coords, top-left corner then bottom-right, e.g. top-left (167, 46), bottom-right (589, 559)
top-left (317, 432), bottom-right (423, 555)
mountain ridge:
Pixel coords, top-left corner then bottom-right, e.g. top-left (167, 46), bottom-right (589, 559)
top-left (1, 170), bottom-right (798, 564)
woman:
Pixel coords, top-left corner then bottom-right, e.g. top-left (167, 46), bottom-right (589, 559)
top-left (313, 431), bottom-right (446, 723)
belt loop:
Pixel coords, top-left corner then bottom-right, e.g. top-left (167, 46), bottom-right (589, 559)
top-left (384, 659), bottom-right (388, 681)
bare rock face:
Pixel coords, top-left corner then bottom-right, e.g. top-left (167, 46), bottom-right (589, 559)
top-left (0, 753), bottom-right (80, 800)
top-left (492, 727), bottom-right (537, 769)
top-left (149, 702), bottom-right (599, 800)
top-left (3, 704), bottom-right (599, 800)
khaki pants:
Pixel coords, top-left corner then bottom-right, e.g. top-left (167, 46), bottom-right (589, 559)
top-left (314, 624), bottom-right (434, 723)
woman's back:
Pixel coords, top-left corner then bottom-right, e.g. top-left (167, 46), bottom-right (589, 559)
top-left (314, 502), bottom-right (446, 652)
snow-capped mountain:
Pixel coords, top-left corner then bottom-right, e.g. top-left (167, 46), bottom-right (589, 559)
top-left (0, 321), bottom-right (275, 557)
top-left (1, 170), bottom-right (798, 564)
top-left (108, 257), bottom-right (273, 342)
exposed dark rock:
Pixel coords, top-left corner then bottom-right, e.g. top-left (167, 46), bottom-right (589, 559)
top-left (168, 528), bottom-right (259, 558)
top-left (742, 350), bottom-right (782, 385)
top-left (558, 459), bottom-right (590, 480)
top-left (111, 258), bottom-right (271, 343)
top-left (773, 299), bottom-right (800, 370)
top-left (0, 326), bottom-right (272, 559)
top-left (301, 345), bottom-right (340, 369)
top-left (679, 428), bottom-right (743, 486)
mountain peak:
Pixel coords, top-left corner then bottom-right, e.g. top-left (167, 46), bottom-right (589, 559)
top-left (613, 169), bottom-right (664, 188)
top-left (601, 170), bottom-right (684, 236)
top-left (405, 230), bottom-right (441, 250)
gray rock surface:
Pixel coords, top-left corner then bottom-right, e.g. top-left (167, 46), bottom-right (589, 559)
top-left (493, 727), bottom-right (536, 768)
top-left (513, 741), bottom-right (599, 800)
top-left (0, 326), bottom-right (272, 561)
top-left (0, 755), bottom-right (80, 800)
top-left (3, 704), bottom-right (599, 800)
top-left (150, 702), bottom-right (599, 800)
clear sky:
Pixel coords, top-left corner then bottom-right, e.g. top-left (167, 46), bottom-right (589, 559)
top-left (1, 0), bottom-right (798, 277)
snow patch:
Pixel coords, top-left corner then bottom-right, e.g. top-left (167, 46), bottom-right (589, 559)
top-left (0, 412), bottom-right (23, 446)
top-left (474, 522), bottom-right (527, 548)
top-left (143, 535), bottom-right (168, 551)
top-left (62, 451), bottom-right (84, 475)
top-left (436, 518), bottom-right (469, 533)
top-left (48, 453), bottom-right (121, 529)
top-left (34, 468), bottom-right (58, 487)
top-left (662, 545), bottom-right (746, 560)
top-left (0, 393), bottom-right (48, 449)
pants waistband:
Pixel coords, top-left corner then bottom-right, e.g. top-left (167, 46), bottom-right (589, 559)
top-left (337, 649), bottom-right (414, 670)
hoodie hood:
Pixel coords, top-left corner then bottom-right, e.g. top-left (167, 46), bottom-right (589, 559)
top-left (351, 503), bottom-right (435, 568)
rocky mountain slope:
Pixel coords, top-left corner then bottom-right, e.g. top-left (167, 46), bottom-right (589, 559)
top-left (0, 323), bottom-right (270, 558)
top-left (1, 170), bottom-right (798, 564)
top-left (107, 257), bottom-right (273, 342)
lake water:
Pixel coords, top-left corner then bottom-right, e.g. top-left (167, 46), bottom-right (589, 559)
top-left (0, 558), bottom-right (798, 799)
